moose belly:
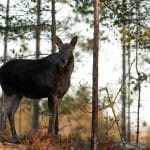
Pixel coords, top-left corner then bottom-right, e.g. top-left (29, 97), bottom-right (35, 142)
top-left (21, 85), bottom-right (53, 99)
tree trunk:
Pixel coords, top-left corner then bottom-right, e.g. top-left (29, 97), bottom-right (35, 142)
top-left (51, 0), bottom-right (58, 134)
top-left (136, 73), bottom-right (141, 144)
top-left (32, 0), bottom-right (41, 131)
top-left (35, 0), bottom-right (41, 59)
top-left (90, 0), bottom-right (99, 150)
top-left (135, 0), bottom-right (141, 144)
top-left (127, 42), bottom-right (131, 143)
top-left (122, 41), bottom-right (126, 143)
top-left (51, 0), bottom-right (59, 134)
top-left (121, 0), bottom-right (127, 143)
top-left (51, 0), bottom-right (56, 53)
top-left (3, 0), bottom-right (10, 63)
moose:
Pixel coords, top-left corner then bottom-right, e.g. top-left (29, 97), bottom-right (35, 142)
top-left (0, 36), bottom-right (78, 143)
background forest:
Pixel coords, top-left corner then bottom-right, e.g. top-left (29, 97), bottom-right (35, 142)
top-left (0, 0), bottom-right (150, 149)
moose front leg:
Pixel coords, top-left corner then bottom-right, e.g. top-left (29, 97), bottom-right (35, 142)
top-left (48, 95), bottom-right (58, 135)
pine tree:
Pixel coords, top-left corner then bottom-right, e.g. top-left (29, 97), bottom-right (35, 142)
top-left (32, 0), bottom-right (41, 131)
top-left (3, 0), bottom-right (10, 63)
top-left (91, 0), bottom-right (99, 149)
top-left (51, 0), bottom-right (56, 53)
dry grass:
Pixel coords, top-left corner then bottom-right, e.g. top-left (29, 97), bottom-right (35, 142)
top-left (21, 131), bottom-right (74, 150)
top-left (0, 131), bottom-right (74, 150)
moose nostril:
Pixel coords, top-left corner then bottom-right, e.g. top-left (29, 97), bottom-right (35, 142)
top-left (59, 59), bottom-right (67, 68)
top-left (62, 59), bottom-right (67, 64)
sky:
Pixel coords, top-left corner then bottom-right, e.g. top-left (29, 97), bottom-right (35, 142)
top-left (0, 0), bottom-right (150, 137)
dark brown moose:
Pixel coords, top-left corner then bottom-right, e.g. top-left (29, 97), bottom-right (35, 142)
top-left (0, 36), bottom-right (78, 143)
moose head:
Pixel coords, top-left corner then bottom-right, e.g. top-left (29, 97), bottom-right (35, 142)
top-left (55, 36), bottom-right (78, 69)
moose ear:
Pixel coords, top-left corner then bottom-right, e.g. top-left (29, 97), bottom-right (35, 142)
top-left (55, 36), bottom-right (63, 47)
top-left (70, 36), bottom-right (78, 47)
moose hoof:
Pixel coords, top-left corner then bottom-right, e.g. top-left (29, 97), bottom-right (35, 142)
top-left (11, 137), bottom-right (21, 144)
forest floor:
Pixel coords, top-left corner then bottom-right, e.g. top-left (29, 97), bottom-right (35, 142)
top-left (0, 132), bottom-right (74, 150)
top-left (0, 140), bottom-right (150, 150)
top-left (0, 142), bottom-right (150, 150)
top-left (113, 143), bottom-right (150, 150)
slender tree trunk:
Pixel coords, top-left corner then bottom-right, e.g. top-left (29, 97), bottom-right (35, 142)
top-left (3, 0), bottom-right (10, 63)
top-left (32, 0), bottom-right (41, 131)
top-left (127, 43), bottom-right (131, 143)
top-left (135, 35), bottom-right (141, 144)
top-left (135, 0), bottom-right (141, 144)
top-left (121, 0), bottom-right (127, 143)
top-left (51, 0), bottom-right (56, 53)
top-left (136, 73), bottom-right (141, 144)
top-left (135, 0), bottom-right (141, 143)
top-left (91, 0), bottom-right (99, 150)
top-left (35, 0), bottom-right (41, 59)
top-left (51, 0), bottom-right (58, 134)
top-left (122, 41), bottom-right (126, 143)
top-left (126, 0), bottom-right (132, 143)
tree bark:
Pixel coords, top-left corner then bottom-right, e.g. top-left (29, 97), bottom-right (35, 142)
top-left (121, 0), bottom-right (127, 143)
top-left (91, 0), bottom-right (99, 150)
top-left (32, 0), bottom-right (41, 131)
top-left (3, 0), bottom-right (10, 63)
top-left (51, 0), bottom-right (58, 134)
top-left (35, 0), bottom-right (41, 59)
top-left (135, 0), bottom-right (141, 144)
top-left (127, 42), bottom-right (131, 143)
top-left (51, 0), bottom-right (56, 53)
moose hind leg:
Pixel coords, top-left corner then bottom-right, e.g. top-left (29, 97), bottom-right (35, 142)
top-left (8, 95), bottom-right (22, 143)
top-left (0, 93), bottom-right (15, 130)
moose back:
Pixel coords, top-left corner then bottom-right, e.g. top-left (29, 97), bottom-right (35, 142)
top-left (0, 36), bottom-right (78, 143)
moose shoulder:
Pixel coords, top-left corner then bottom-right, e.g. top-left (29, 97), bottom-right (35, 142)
top-left (0, 36), bottom-right (78, 143)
